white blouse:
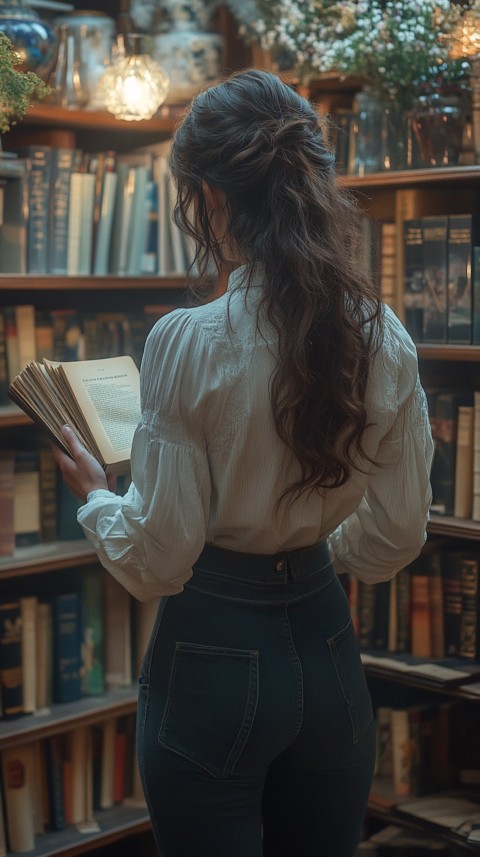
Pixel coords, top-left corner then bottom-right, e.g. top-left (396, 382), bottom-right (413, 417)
top-left (78, 266), bottom-right (434, 601)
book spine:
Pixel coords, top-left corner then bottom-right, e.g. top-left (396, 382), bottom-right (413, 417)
top-left (403, 219), bottom-right (424, 342)
top-left (38, 445), bottom-right (58, 543)
top-left (473, 390), bottom-right (480, 522)
top-left (66, 172), bottom-right (84, 275)
top-left (376, 221), bottom-right (397, 309)
top-left (433, 393), bottom-right (468, 516)
top-left (78, 173), bottom-right (96, 275)
top-left (395, 566), bottom-right (411, 654)
top-left (0, 311), bottom-right (8, 405)
top-left (391, 708), bottom-right (411, 796)
top-left (81, 569), bottom-right (104, 696)
top-left (15, 304), bottom-right (36, 374)
top-left (473, 246), bottom-right (480, 344)
top-left (14, 450), bottom-right (40, 548)
top-left (35, 601), bottom-right (53, 710)
top-left (459, 555), bottom-right (479, 659)
top-left (454, 405), bottom-right (474, 519)
top-left (93, 171), bottom-right (118, 276)
top-left (20, 596), bottom-right (37, 714)
top-left (100, 718), bottom-right (116, 809)
top-left (428, 555), bottom-right (445, 659)
top-left (45, 735), bottom-right (66, 831)
top-left (0, 600), bottom-right (23, 718)
top-left (48, 148), bottom-right (82, 275)
top-left (0, 452), bottom-right (14, 557)
top-left (422, 215), bottom-right (448, 343)
top-left (447, 214), bottom-right (474, 344)
top-left (1, 745), bottom-right (35, 852)
top-left (52, 592), bottom-right (82, 705)
top-left (26, 146), bottom-right (52, 274)
top-left (442, 553), bottom-right (463, 657)
top-left (410, 567), bottom-right (432, 658)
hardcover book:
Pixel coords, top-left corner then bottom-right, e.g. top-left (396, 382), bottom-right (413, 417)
top-left (8, 355), bottom-right (140, 476)
top-left (422, 216), bottom-right (448, 343)
top-left (447, 214), bottom-right (479, 344)
top-left (52, 592), bottom-right (82, 705)
top-left (0, 600), bottom-right (23, 718)
top-left (403, 219), bottom-right (424, 342)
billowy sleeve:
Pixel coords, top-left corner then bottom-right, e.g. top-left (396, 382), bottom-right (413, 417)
top-left (328, 310), bottom-right (434, 584)
top-left (77, 309), bottom-right (220, 601)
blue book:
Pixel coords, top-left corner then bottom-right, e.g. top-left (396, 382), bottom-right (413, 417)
top-left (25, 145), bottom-right (52, 274)
top-left (52, 592), bottom-right (82, 704)
top-left (48, 148), bottom-right (82, 274)
top-left (45, 735), bottom-right (66, 830)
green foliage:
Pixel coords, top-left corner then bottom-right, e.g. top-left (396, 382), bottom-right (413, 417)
top-left (0, 32), bottom-right (50, 134)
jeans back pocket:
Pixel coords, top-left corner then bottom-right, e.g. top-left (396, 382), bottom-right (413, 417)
top-left (158, 642), bottom-right (259, 778)
top-left (327, 619), bottom-right (373, 744)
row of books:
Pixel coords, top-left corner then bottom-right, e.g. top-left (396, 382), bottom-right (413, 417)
top-left (0, 565), bottom-right (159, 720)
top-left (373, 699), bottom-right (478, 799)
top-left (346, 546), bottom-right (480, 661)
top-left (427, 389), bottom-right (480, 521)
top-left (403, 214), bottom-right (480, 345)
top-left (0, 712), bottom-right (142, 855)
top-left (0, 303), bottom-right (179, 406)
top-left (1, 142), bottom-right (194, 276)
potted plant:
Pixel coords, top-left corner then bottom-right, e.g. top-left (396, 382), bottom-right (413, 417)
top-left (0, 31), bottom-right (49, 137)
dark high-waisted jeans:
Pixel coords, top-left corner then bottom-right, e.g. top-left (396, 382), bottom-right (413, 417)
top-left (137, 542), bottom-right (376, 857)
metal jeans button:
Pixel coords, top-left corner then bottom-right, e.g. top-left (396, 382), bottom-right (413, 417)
top-left (276, 561), bottom-right (285, 572)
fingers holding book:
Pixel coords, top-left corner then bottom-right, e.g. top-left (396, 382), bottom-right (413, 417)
top-left (52, 426), bottom-right (110, 502)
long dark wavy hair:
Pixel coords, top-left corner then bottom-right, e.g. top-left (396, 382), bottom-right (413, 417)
top-left (170, 69), bottom-right (382, 501)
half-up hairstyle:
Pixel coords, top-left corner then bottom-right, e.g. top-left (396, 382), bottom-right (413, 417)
top-left (170, 69), bottom-right (382, 502)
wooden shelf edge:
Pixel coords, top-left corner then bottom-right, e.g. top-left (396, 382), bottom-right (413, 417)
top-left (27, 806), bottom-right (150, 857)
top-left (0, 540), bottom-right (97, 578)
top-left (0, 687), bottom-right (138, 749)
top-left (367, 801), bottom-right (480, 855)
top-left (339, 165), bottom-right (480, 189)
top-left (24, 102), bottom-right (185, 133)
top-left (417, 344), bottom-right (480, 362)
top-left (428, 515), bottom-right (480, 540)
top-left (0, 275), bottom-right (187, 291)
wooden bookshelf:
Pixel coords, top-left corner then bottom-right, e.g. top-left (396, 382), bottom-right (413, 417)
top-left (0, 687), bottom-right (137, 749)
top-left (339, 165), bottom-right (480, 189)
top-left (417, 344), bottom-right (480, 362)
top-left (19, 806), bottom-right (151, 857)
top-left (0, 275), bottom-right (187, 291)
top-left (0, 539), bottom-right (97, 579)
top-left (24, 103), bottom-right (185, 134)
top-left (428, 515), bottom-right (480, 541)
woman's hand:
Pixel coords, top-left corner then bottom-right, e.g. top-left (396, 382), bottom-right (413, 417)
top-left (52, 426), bottom-right (114, 502)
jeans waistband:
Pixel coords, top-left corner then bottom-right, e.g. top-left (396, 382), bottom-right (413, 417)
top-left (193, 541), bottom-right (332, 586)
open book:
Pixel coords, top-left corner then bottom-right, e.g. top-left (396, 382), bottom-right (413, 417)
top-left (8, 355), bottom-right (141, 475)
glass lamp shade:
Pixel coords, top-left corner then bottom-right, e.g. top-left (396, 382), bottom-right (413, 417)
top-left (97, 53), bottom-right (169, 121)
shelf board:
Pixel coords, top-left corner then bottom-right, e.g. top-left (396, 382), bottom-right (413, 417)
top-left (0, 275), bottom-right (187, 291)
top-left (428, 515), bottom-right (480, 540)
top-left (364, 661), bottom-right (480, 702)
top-left (417, 344), bottom-right (480, 362)
top-left (24, 805), bottom-right (150, 857)
top-left (0, 686), bottom-right (137, 749)
top-left (0, 540), bottom-right (97, 579)
top-left (339, 165), bottom-right (480, 189)
top-left (367, 798), bottom-right (480, 854)
top-left (24, 102), bottom-right (185, 133)
top-left (0, 403), bottom-right (31, 427)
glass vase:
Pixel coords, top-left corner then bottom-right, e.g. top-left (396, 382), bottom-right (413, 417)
top-left (412, 95), bottom-right (464, 168)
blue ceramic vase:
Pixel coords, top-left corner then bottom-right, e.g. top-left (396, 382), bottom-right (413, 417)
top-left (0, 0), bottom-right (57, 80)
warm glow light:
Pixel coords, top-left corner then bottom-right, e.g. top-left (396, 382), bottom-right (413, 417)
top-left (97, 53), bottom-right (169, 121)
top-left (451, 7), bottom-right (480, 59)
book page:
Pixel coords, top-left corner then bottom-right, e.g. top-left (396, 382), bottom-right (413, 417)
top-left (58, 356), bottom-right (141, 470)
